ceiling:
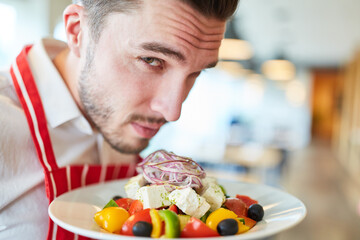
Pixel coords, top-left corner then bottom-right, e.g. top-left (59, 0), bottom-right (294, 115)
top-left (233, 0), bottom-right (360, 68)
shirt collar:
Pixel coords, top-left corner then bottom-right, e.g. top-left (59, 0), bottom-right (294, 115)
top-left (27, 38), bottom-right (93, 135)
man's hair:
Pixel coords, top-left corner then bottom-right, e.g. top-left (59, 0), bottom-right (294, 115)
top-left (72, 0), bottom-right (239, 42)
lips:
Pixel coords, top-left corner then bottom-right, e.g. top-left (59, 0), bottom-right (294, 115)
top-left (131, 122), bottom-right (161, 139)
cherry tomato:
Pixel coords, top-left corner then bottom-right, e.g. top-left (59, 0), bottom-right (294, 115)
top-left (121, 208), bottom-right (151, 236)
top-left (240, 215), bottom-right (257, 229)
top-left (235, 195), bottom-right (258, 208)
top-left (128, 200), bottom-right (143, 215)
top-left (224, 198), bottom-right (248, 217)
top-left (115, 198), bottom-right (134, 211)
top-left (181, 217), bottom-right (219, 238)
top-left (168, 204), bottom-right (178, 214)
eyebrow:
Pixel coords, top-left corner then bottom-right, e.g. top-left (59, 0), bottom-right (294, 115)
top-left (140, 42), bottom-right (218, 70)
top-left (140, 42), bottom-right (186, 62)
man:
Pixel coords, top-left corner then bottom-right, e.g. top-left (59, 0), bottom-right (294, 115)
top-left (0, 0), bottom-right (239, 239)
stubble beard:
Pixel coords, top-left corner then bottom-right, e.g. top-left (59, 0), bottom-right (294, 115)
top-left (78, 43), bottom-right (150, 154)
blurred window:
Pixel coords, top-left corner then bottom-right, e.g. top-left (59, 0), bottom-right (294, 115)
top-left (0, 3), bottom-right (16, 68)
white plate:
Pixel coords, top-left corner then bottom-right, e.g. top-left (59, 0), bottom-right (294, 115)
top-left (48, 179), bottom-right (306, 240)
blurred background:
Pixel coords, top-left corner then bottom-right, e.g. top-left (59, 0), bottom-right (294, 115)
top-left (1, 0), bottom-right (360, 239)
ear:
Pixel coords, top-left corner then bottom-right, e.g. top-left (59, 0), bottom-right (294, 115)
top-left (63, 4), bottom-right (85, 58)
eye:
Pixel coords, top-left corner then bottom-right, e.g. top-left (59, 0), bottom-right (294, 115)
top-left (141, 57), bottom-right (163, 68)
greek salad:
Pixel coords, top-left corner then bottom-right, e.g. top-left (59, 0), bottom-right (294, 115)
top-left (94, 150), bottom-right (264, 238)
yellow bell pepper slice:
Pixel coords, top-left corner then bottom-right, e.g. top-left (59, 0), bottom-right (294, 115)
top-left (94, 207), bottom-right (129, 233)
top-left (149, 209), bottom-right (162, 238)
top-left (237, 221), bottom-right (250, 234)
top-left (206, 208), bottom-right (238, 231)
top-left (206, 208), bottom-right (249, 234)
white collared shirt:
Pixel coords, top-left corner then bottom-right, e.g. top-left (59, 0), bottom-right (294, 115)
top-left (0, 38), bottom-right (136, 239)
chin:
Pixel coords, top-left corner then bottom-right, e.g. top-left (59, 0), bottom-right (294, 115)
top-left (106, 136), bottom-right (149, 155)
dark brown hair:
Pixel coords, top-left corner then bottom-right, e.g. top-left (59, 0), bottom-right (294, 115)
top-left (180, 0), bottom-right (240, 21)
top-left (72, 0), bottom-right (239, 41)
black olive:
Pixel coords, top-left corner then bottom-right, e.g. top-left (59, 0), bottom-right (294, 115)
top-left (132, 221), bottom-right (153, 237)
top-left (247, 203), bottom-right (264, 221)
top-left (217, 218), bottom-right (238, 236)
top-left (112, 195), bottom-right (123, 201)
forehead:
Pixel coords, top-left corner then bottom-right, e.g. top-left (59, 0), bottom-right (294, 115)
top-left (141, 0), bottom-right (226, 49)
top-left (104, 0), bottom-right (226, 68)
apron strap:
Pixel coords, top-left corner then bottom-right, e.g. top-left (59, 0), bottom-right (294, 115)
top-left (10, 45), bottom-right (58, 172)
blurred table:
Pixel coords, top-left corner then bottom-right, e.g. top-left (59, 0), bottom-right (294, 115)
top-left (224, 145), bottom-right (282, 168)
top-left (198, 144), bottom-right (289, 187)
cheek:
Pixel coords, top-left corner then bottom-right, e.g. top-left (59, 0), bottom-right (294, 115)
top-left (92, 51), bottom-right (153, 112)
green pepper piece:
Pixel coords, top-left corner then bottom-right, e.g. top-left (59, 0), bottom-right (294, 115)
top-left (158, 209), bottom-right (180, 238)
top-left (103, 199), bottom-right (118, 209)
top-left (178, 214), bottom-right (191, 231)
top-left (237, 217), bottom-right (245, 225)
top-left (200, 210), bottom-right (211, 223)
top-left (219, 184), bottom-right (230, 198)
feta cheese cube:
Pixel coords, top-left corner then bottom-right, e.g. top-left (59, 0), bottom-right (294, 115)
top-left (201, 182), bottom-right (226, 211)
top-left (124, 174), bottom-right (146, 199)
top-left (136, 185), bottom-right (171, 209)
top-left (201, 176), bottom-right (218, 189)
top-left (169, 187), bottom-right (210, 218)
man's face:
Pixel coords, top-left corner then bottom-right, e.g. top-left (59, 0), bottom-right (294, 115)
top-left (78, 0), bottom-right (226, 154)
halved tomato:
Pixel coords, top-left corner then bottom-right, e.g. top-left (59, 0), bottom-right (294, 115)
top-left (224, 198), bottom-right (248, 217)
top-left (121, 208), bottom-right (152, 236)
top-left (128, 200), bottom-right (143, 215)
top-left (168, 204), bottom-right (178, 214)
top-left (239, 215), bottom-right (257, 229)
top-left (181, 217), bottom-right (219, 238)
top-left (115, 198), bottom-right (134, 211)
top-left (235, 195), bottom-right (258, 208)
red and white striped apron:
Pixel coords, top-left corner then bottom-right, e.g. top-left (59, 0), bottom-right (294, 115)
top-left (10, 46), bottom-right (140, 240)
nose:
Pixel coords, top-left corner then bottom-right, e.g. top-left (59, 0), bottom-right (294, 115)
top-left (150, 76), bottom-right (189, 122)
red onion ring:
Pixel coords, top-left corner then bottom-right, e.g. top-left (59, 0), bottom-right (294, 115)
top-left (137, 150), bottom-right (206, 191)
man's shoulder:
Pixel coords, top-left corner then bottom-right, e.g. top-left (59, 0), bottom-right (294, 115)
top-left (0, 95), bottom-right (33, 170)
top-left (0, 69), bottom-right (11, 90)
top-left (0, 69), bottom-right (20, 104)
top-left (0, 71), bottom-right (29, 143)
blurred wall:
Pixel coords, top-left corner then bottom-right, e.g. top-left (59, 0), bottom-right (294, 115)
top-left (49, 0), bottom-right (72, 34)
top-left (0, 0), bottom-right (71, 68)
top-left (310, 68), bottom-right (340, 140)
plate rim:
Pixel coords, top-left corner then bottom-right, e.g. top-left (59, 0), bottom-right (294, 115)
top-left (48, 178), bottom-right (307, 240)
